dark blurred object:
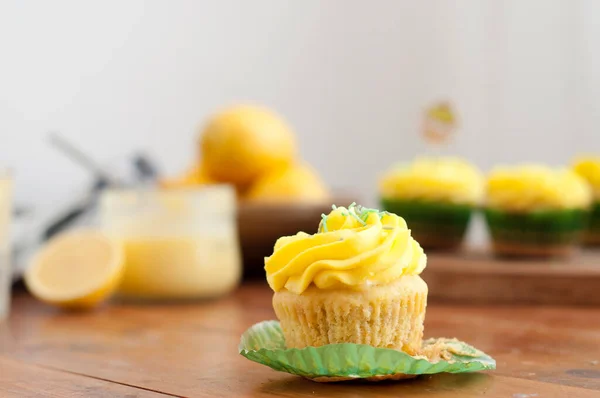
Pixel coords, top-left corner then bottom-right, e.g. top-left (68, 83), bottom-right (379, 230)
top-left (238, 195), bottom-right (358, 279)
top-left (12, 133), bottom-right (163, 279)
top-left (133, 154), bottom-right (160, 183)
top-left (43, 133), bottom-right (161, 240)
top-left (48, 132), bottom-right (121, 185)
top-left (42, 179), bottom-right (108, 240)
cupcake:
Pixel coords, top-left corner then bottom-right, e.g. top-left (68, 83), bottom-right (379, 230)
top-left (573, 156), bottom-right (600, 246)
top-left (265, 204), bottom-right (427, 356)
top-left (379, 157), bottom-right (483, 250)
top-left (484, 165), bottom-right (592, 257)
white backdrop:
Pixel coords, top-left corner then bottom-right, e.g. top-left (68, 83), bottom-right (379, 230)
top-left (1, 0), bottom-right (599, 223)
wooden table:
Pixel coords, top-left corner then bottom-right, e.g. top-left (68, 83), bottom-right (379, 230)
top-left (1, 284), bottom-right (600, 397)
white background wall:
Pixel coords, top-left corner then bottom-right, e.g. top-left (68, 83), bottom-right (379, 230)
top-left (1, 0), bottom-right (599, 222)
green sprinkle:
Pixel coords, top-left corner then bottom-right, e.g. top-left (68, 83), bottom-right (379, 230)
top-left (331, 204), bottom-right (337, 210)
top-left (320, 213), bottom-right (329, 232)
top-left (360, 208), bottom-right (379, 221)
top-left (379, 210), bottom-right (391, 219)
top-left (348, 207), bottom-right (366, 226)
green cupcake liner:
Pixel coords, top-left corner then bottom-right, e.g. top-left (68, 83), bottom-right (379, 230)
top-left (380, 199), bottom-right (474, 249)
top-left (583, 202), bottom-right (600, 245)
top-left (586, 202), bottom-right (600, 231)
top-left (239, 321), bottom-right (495, 381)
top-left (484, 208), bottom-right (588, 246)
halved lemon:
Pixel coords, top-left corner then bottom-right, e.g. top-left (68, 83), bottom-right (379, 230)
top-left (25, 230), bottom-right (124, 310)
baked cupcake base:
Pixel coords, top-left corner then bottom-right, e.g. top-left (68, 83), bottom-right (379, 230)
top-left (381, 199), bottom-right (472, 251)
top-left (484, 208), bottom-right (588, 258)
top-left (272, 275), bottom-right (427, 356)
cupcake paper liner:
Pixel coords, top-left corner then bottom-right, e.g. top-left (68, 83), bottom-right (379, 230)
top-left (239, 320), bottom-right (495, 381)
top-left (483, 208), bottom-right (589, 257)
top-left (484, 208), bottom-right (588, 245)
top-left (584, 202), bottom-right (600, 245)
top-left (380, 199), bottom-right (473, 249)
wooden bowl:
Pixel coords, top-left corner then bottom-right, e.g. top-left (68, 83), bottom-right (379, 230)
top-left (237, 197), bottom-right (357, 279)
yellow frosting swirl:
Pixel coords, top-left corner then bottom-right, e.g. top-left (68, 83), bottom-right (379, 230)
top-left (380, 157), bottom-right (483, 205)
top-left (573, 156), bottom-right (600, 201)
top-left (265, 205), bottom-right (426, 294)
top-left (486, 164), bottom-right (592, 212)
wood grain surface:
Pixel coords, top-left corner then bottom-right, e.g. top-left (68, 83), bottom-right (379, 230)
top-left (1, 284), bottom-right (600, 397)
top-left (0, 356), bottom-right (166, 397)
top-left (425, 249), bottom-right (600, 305)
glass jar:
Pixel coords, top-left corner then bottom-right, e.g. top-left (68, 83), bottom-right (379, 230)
top-left (100, 185), bottom-right (241, 301)
top-left (0, 174), bottom-right (11, 320)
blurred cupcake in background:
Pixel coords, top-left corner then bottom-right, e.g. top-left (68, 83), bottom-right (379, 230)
top-left (484, 165), bottom-right (591, 257)
top-left (572, 156), bottom-right (600, 246)
top-left (379, 157), bottom-right (483, 251)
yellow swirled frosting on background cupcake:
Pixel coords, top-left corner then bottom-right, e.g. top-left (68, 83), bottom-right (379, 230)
top-left (484, 165), bottom-right (591, 257)
top-left (267, 204), bottom-right (428, 355)
top-left (573, 156), bottom-right (600, 200)
top-left (379, 157), bottom-right (483, 250)
top-left (573, 156), bottom-right (600, 245)
top-left (380, 157), bottom-right (483, 205)
top-left (486, 165), bottom-right (591, 212)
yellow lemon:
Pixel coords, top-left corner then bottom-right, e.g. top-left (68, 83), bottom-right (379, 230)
top-left (245, 163), bottom-right (330, 203)
top-left (159, 163), bottom-right (212, 189)
top-left (25, 230), bottom-right (124, 310)
top-left (200, 105), bottom-right (297, 187)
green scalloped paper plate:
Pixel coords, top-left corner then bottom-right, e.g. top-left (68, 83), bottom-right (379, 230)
top-left (239, 320), bottom-right (496, 382)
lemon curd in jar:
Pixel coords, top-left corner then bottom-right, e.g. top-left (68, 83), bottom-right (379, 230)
top-left (100, 186), bottom-right (241, 300)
